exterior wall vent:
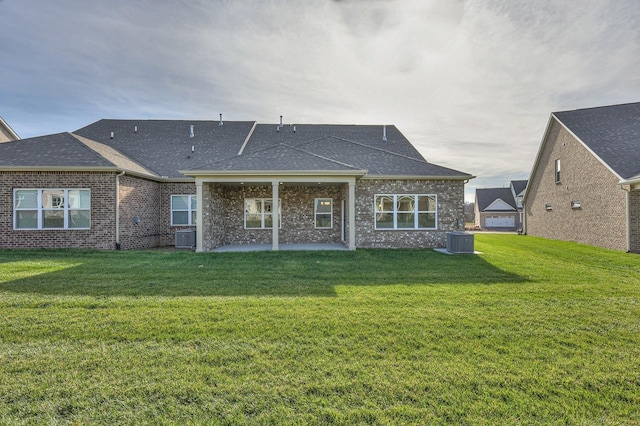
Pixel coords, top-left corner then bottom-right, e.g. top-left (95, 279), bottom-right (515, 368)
top-left (175, 229), bottom-right (196, 248)
top-left (446, 231), bottom-right (474, 254)
top-left (571, 201), bottom-right (582, 209)
top-left (545, 203), bottom-right (552, 211)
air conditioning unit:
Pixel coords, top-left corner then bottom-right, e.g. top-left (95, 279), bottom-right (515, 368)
top-left (175, 229), bottom-right (196, 248)
top-left (446, 231), bottom-right (474, 254)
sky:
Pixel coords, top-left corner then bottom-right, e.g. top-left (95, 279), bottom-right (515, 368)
top-left (1, 0), bottom-right (639, 201)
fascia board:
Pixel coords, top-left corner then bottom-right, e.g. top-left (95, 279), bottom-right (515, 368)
top-left (0, 116), bottom-right (20, 140)
top-left (360, 174), bottom-right (475, 181)
top-left (523, 114), bottom-right (554, 205)
top-left (180, 169), bottom-right (368, 177)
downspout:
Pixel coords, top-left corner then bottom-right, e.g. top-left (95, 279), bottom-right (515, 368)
top-left (619, 183), bottom-right (632, 252)
top-left (115, 171), bottom-right (125, 250)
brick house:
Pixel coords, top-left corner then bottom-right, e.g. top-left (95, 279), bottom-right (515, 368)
top-left (474, 180), bottom-right (527, 231)
top-left (524, 102), bottom-right (640, 253)
top-left (0, 117), bottom-right (474, 251)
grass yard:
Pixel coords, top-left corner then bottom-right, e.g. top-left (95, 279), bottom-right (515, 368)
top-left (0, 234), bottom-right (639, 424)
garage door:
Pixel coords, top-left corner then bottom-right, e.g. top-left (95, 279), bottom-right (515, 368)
top-left (485, 217), bottom-right (515, 228)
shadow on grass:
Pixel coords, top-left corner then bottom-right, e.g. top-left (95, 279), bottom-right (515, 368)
top-left (0, 249), bottom-right (529, 298)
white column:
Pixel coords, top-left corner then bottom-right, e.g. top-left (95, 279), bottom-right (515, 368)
top-left (272, 180), bottom-right (279, 251)
top-left (348, 179), bottom-right (356, 250)
top-left (195, 180), bottom-right (204, 252)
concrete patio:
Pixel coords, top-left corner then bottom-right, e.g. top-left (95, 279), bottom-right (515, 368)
top-left (211, 243), bottom-right (348, 252)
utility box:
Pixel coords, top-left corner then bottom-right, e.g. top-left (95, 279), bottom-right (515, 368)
top-left (446, 231), bottom-right (474, 254)
top-left (175, 229), bottom-right (196, 248)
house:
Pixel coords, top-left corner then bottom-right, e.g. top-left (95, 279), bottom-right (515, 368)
top-left (474, 180), bottom-right (527, 230)
top-left (0, 117), bottom-right (474, 251)
top-left (0, 116), bottom-right (20, 142)
top-left (524, 102), bottom-right (640, 253)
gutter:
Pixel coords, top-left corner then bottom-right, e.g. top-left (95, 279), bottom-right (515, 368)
top-left (115, 170), bottom-right (125, 250)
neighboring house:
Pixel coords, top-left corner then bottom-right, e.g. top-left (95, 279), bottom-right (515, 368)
top-left (0, 117), bottom-right (474, 251)
top-left (524, 102), bottom-right (640, 253)
top-left (0, 116), bottom-right (20, 142)
top-left (474, 180), bottom-right (527, 230)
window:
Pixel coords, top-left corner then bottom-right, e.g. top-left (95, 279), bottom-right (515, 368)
top-left (245, 198), bottom-right (281, 229)
top-left (315, 198), bottom-right (332, 228)
top-left (14, 189), bottom-right (91, 230)
top-left (171, 195), bottom-right (197, 226)
top-left (555, 159), bottom-right (561, 183)
top-left (374, 194), bottom-right (437, 230)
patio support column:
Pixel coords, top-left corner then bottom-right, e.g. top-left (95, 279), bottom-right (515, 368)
top-left (348, 179), bottom-right (356, 250)
top-left (195, 180), bottom-right (204, 252)
top-left (272, 180), bottom-right (279, 251)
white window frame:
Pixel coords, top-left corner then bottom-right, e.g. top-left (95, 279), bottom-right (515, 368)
top-left (314, 198), bottom-right (333, 229)
top-left (171, 195), bottom-right (197, 226)
top-left (244, 198), bottom-right (282, 229)
top-left (14, 188), bottom-right (91, 230)
top-left (374, 194), bottom-right (437, 230)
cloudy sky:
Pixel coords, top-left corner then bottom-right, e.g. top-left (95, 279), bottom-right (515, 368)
top-left (1, 0), bottom-right (639, 200)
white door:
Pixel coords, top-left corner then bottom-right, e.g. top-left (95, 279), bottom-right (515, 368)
top-left (485, 216), bottom-right (515, 228)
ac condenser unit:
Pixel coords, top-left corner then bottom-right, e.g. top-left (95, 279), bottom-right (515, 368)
top-left (446, 231), bottom-right (474, 254)
top-left (175, 229), bottom-right (196, 248)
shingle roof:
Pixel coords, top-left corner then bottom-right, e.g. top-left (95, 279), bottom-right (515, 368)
top-left (510, 180), bottom-right (528, 196)
top-left (195, 143), bottom-right (365, 173)
top-left (74, 119), bottom-right (256, 178)
top-left (1, 118), bottom-right (473, 180)
top-left (0, 133), bottom-right (115, 168)
top-left (476, 187), bottom-right (517, 211)
top-left (553, 102), bottom-right (640, 180)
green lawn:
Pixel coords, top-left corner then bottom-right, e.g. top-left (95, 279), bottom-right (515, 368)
top-left (0, 234), bottom-right (639, 425)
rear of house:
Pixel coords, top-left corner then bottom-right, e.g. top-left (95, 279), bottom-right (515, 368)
top-left (0, 118), bottom-right (474, 251)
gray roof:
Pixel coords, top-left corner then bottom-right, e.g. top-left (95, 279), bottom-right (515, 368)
top-left (1, 119), bottom-right (473, 180)
top-left (0, 132), bottom-right (115, 168)
top-left (553, 102), bottom-right (640, 180)
top-left (198, 143), bottom-right (365, 173)
top-left (476, 187), bottom-right (517, 211)
top-left (510, 180), bottom-right (528, 196)
top-left (74, 119), bottom-right (256, 178)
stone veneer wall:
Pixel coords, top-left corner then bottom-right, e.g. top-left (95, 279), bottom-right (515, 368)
top-left (0, 171), bottom-right (117, 249)
top-left (525, 119), bottom-right (628, 251)
top-left (354, 179), bottom-right (465, 248)
top-left (203, 184), bottom-right (345, 249)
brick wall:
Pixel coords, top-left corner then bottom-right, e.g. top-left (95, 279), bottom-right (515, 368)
top-left (117, 175), bottom-right (163, 250)
top-left (203, 184), bottom-right (345, 248)
top-left (629, 190), bottom-right (640, 253)
top-left (525, 119), bottom-right (628, 251)
top-left (0, 171), bottom-right (117, 249)
top-left (159, 182), bottom-right (196, 247)
top-left (354, 179), bottom-right (465, 248)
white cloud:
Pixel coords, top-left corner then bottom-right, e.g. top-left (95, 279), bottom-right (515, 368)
top-left (1, 0), bottom-right (639, 200)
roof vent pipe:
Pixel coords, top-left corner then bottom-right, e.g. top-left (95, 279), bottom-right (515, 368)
top-left (383, 125), bottom-right (387, 141)
top-left (276, 125), bottom-right (280, 133)
top-left (190, 125), bottom-right (194, 138)
top-left (110, 131), bottom-right (114, 139)
top-left (219, 113), bottom-right (223, 126)
top-left (280, 115), bottom-right (283, 128)
top-left (134, 126), bottom-right (138, 133)
top-left (293, 125), bottom-right (296, 133)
